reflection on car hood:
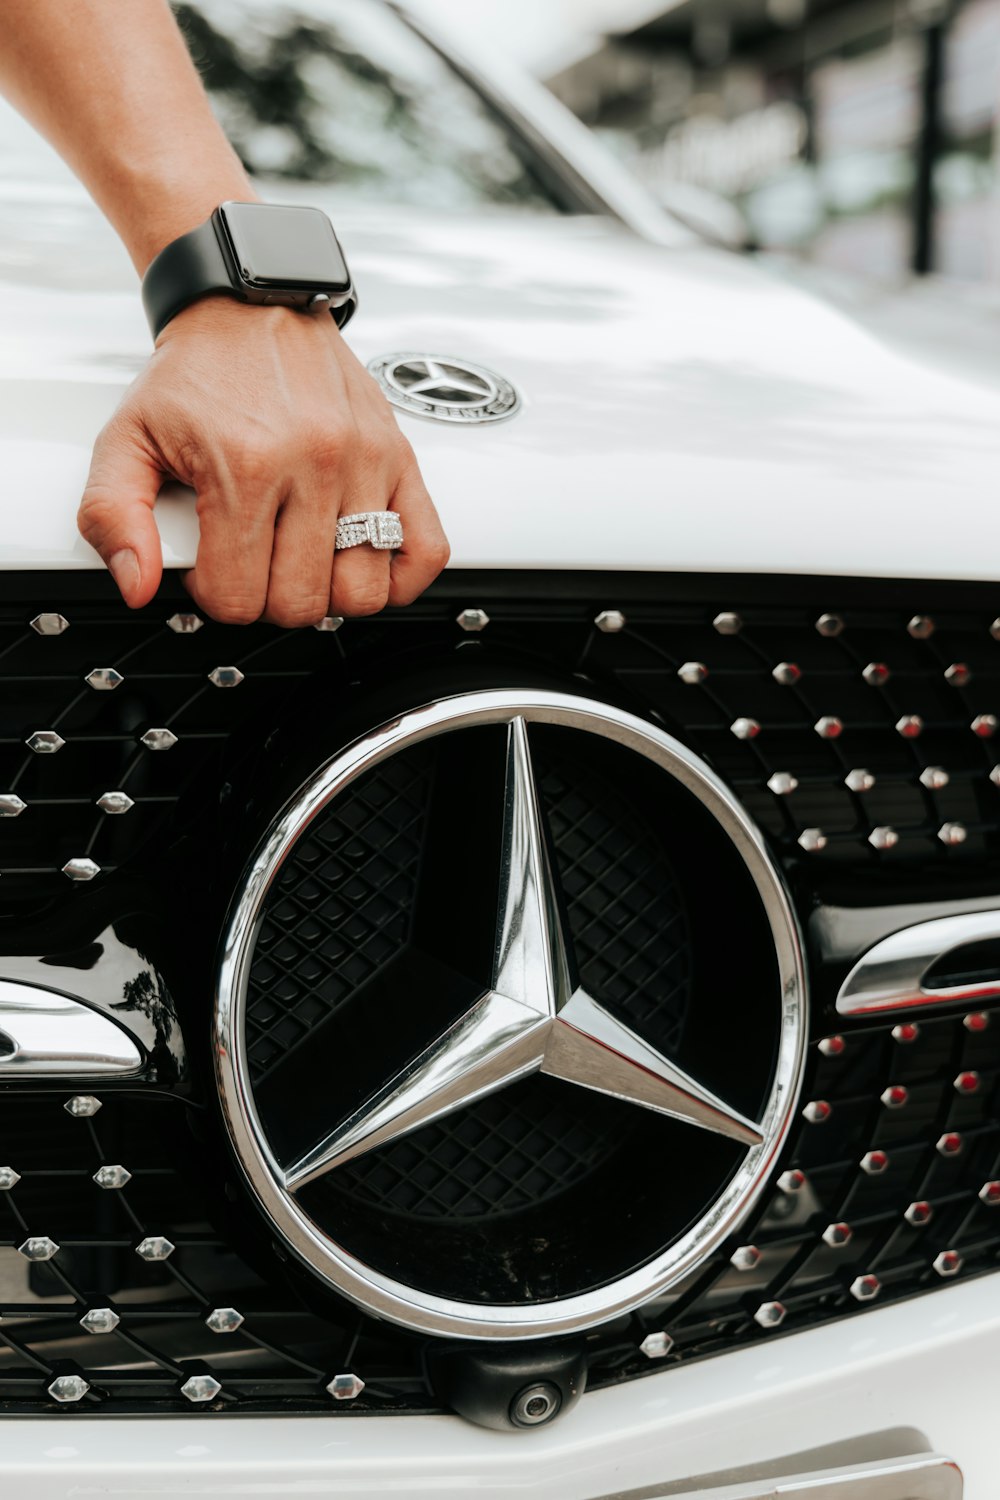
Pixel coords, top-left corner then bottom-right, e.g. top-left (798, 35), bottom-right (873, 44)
top-left (1, 192), bottom-right (998, 580)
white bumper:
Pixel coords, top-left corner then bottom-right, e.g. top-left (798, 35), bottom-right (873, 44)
top-left (2, 1274), bottom-right (993, 1497)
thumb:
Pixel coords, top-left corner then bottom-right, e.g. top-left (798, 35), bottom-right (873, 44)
top-left (79, 417), bottom-right (164, 608)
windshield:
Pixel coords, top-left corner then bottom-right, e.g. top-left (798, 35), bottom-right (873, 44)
top-left (0, 0), bottom-right (573, 215)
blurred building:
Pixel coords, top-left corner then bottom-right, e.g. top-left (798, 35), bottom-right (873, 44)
top-left (548, 0), bottom-right (1000, 282)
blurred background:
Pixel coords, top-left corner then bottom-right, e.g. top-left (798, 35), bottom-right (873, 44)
top-left (425, 0), bottom-right (1000, 287)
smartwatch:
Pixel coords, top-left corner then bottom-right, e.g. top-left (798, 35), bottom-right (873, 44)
top-left (141, 200), bottom-right (357, 340)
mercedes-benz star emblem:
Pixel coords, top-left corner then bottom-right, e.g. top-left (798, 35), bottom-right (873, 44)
top-left (367, 352), bottom-right (521, 423)
top-left (216, 691), bottom-right (805, 1342)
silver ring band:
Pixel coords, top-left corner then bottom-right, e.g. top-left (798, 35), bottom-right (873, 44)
top-left (335, 511), bottom-right (403, 552)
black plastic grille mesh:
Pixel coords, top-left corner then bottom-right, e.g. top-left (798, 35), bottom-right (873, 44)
top-left (246, 748), bottom-right (432, 1082)
top-left (0, 574), bottom-right (999, 1415)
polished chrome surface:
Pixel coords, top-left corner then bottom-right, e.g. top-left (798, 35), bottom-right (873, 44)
top-left (632, 1453), bottom-right (963, 1500)
top-left (0, 1167), bottom-right (20, 1190)
top-left (208, 666), bottom-right (244, 688)
top-left (979, 1180), bottom-right (1000, 1205)
top-left (802, 1100), bottom-right (832, 1123)
top-left (48, 1375), bottom-right (89, 1403)
top-left (730, 1245), bottom-right (761, 1271)
top-left (140, 728), bottom-right (178, 750)
top-left (778, 1169), bottom-right (807, 1193)
top-left (0, 794), bottom-right (25, 817)
top-left (25, 730), bottom-right (64, 754)
top-left (64, 1094), bottom-right (102, 1117)
top-left (313, 615), bottom-right (344, 632)
top-left (881, 1085), bottom-right (908, 1109)
top-left (216, 688), bottom-right (807, 1341)
top-left (85, 667), bottom-right (123, 691)
top-left (62, 857), bottom-right (100, 881)
top-left (136, 1236), bottom-right (174, 1261)
top-left (905, 1201), bottom-right (933, 1226)
top-left (862, 663), bottom-right (890, 687)
top-left (938, 822), bottom-right (967, 846)
top-left (206, 1307), bottom-right (245, 1334)
top-left (822, 1222), bottom-right (852, 1247)
top-left (850, 1274), bottom-right (880, 1301)
top-left (679, 661), bottom-right (708, 685)
top-left (772, 662), bottom-right (801, 685)
top-left (166, 611), bottom-right (203, 634)
top-left (80, 1308), bottom-right (120, 1335)
top-left (798, 828), bottom-right (827, 852)
top-left (895, 715), bottom-right (923, 738)
top-left (326, 1373), bottom-right (365, 1401)
top-left (868, 827), bottom-right (898, 851)
top-left (731, 717), bottom-right (760, 740)
top-left (814, 716), bottom-right (843, 739)
top-left (457, 607), bottom-right (489, 632)
top-left (713, 611), bottom-right (742, 635)
top-left (860, 1150), bottom-right (889, 1175)
top-left (933, 1250), bottom-right (963, 1278)
top-left (921, 766), bottom-right (950, 789)
top-left (937, 1132), bottom-right (963, 1157)
top-left (0, 981), bottom-right (142, 1077)
top-left (815, 612), bottom-right (844, 637)
top-left (845, 769), bottom-right (875, 793)
top-left (837, 909), bottom-right (1000, 1017)
top-left (96, 790), bottom-right (134, 815)
top-left (768, 771), bottom-right (798, 795)
top-left (368, 352), bottom-right (521, 424)
top-left (93, 1164), bottom-right (132, 1189)
top-left (19, 1237), bottom-right (58, 1261)
top-left (972, 713), bottom-right (998, 738)
top-left (595, 609), bottom-right (626, 633)
top-left (284, 715), bottom-right (762, 1190)
top-left (181, 1374), bottom-right (221, 1403)
top-left (945, 663), bottom-right (971, 686)
top-left (753, 1301), bottom-right (786, 1328)
top-left (908, 615), bottom-right (936, 639)
top-left (30, 612), bottom-right (69, 637)
top-left (639, 1331), bottom-right (674, 1358)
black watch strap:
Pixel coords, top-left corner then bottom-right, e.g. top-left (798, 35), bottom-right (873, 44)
top-left (141, 212), bottom-right (358, 341)
top-left (141, 217), bottom-right (233, 341)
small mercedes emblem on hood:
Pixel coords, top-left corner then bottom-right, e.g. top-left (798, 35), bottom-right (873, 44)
top-left (367, 353), bottom-right (521, 424)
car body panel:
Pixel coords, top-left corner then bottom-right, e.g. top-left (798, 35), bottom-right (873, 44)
top-left (0, 1272), bottom-right (990, 1496)
top-left (2, 197), bottom-right (999, 582)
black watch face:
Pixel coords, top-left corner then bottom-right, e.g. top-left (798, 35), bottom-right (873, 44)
top-left (219, 202), bottom-right (351, 292)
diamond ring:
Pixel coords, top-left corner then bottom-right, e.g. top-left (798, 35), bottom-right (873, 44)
top-left (335, 511), bottom-right (403, 552)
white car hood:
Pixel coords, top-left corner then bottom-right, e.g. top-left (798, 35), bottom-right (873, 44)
top-left (2, 195), bottom-right (999, 580)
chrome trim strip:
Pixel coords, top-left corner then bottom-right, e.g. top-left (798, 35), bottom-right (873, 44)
top-left (614, 1452), bottom-right (961, 1499)
top-left (837, 910), bottom-right (1000, 1017)
top-left (0, 981), bottom-right (142, 1076)
top-left (215, 688), bottom-right (807, 1342)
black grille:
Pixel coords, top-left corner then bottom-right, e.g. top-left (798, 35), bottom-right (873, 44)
top-left (0, 571), bottom-right (999, 1415)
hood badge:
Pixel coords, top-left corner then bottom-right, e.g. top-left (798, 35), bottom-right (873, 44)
top-left (367, 353), bottom-right (521, 424)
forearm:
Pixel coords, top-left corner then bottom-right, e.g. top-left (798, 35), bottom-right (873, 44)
top-left (0, 0), bottom-right (255, 272)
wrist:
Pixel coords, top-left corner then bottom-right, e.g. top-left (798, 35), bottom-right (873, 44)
top-left (114, 159), bottom-right (259, 275)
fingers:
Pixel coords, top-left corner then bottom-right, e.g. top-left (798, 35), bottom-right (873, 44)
top-left (78, 418), bottom-right (165, 608)
top-left (263, 495), bottom-right (338, 628)
top-left (182, 446), bottom-right (279, 625)
top-left (330, 504), bottom-right (393, 619)
top-left (388, 460), bottom-right (451, 607)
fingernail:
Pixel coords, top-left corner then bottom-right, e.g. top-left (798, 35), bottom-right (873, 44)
top-left (108, 548), bottom-right (140, 599)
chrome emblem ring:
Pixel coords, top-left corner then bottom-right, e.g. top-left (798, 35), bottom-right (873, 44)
top-left (367, 353), bottom-right (521, 424)
top-left (215, 690), bottom-right (806, 1342)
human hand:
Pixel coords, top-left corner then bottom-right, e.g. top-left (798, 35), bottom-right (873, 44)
top-left (79, 297), bottom-right (449, 625)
